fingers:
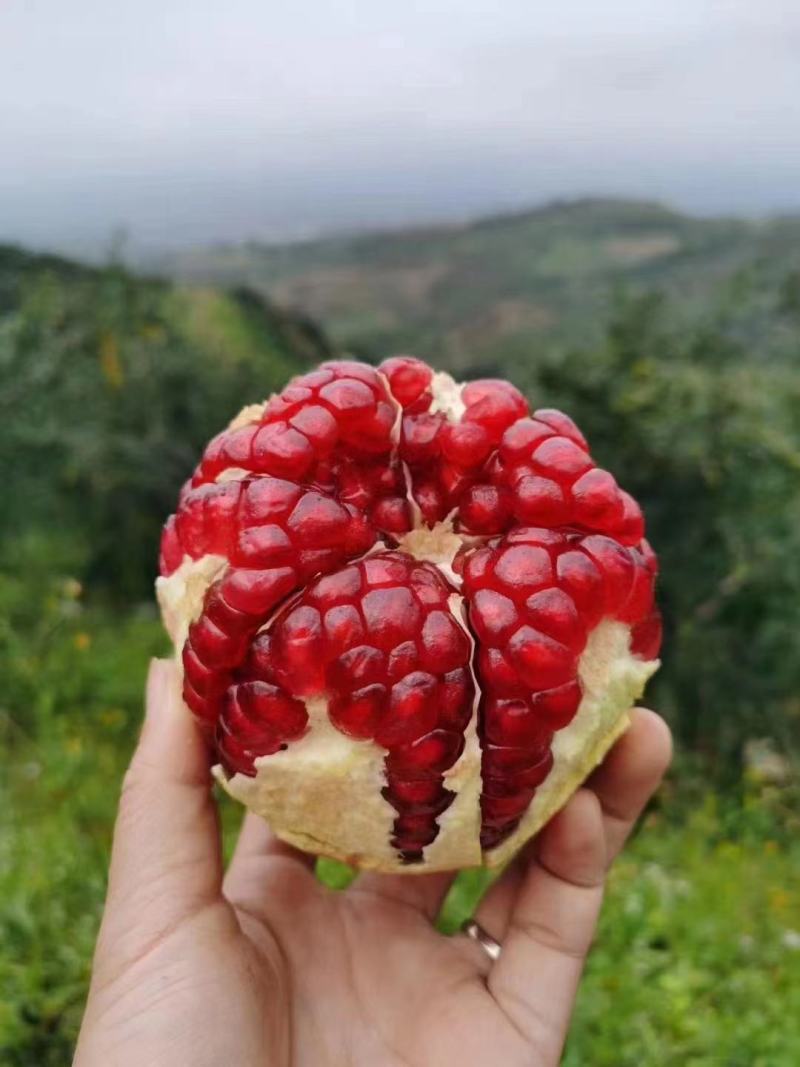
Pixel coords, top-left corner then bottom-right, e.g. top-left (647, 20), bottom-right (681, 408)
top-left (476, 707), bottom-right (672, 941)
top-left (99, 660), bottom-right (223, 953)
top-left (224, 811), bottom-right (316, 896)
top-left (587, 706), bottom-right (672, 864)
top-left (486, 790), bottom-right (606, 1061)
top-left (350, 869), bottom-right (457, 922)
top-left (480, 708), bottom-right (671, 1060)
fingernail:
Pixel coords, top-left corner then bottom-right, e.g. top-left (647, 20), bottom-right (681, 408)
top-left (145, 658), bottom-right (173, 721)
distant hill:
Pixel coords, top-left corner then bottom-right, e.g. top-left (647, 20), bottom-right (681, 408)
top-left (153, 198), bottom-right (800, 371)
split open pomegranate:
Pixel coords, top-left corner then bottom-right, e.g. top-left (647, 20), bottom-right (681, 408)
top-left (157, 357), bottom-right (661, 871)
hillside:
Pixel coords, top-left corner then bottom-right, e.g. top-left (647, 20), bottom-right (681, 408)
top-left (155, 198), bottom-right (800, 370)
top-left (0, 244), bottom-right (331, 594)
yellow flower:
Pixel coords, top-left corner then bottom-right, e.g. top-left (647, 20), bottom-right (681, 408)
top-left (74, 632), bottom-right (91, 651)
top-left (99, 332), bottom-right (124, 388)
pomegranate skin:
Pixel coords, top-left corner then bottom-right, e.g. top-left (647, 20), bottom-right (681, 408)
top-left (157, 358), bottom-right (660, 872)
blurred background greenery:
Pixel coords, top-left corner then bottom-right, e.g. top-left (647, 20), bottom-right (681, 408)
top-left (1, 196), bottom-right (799, 1065)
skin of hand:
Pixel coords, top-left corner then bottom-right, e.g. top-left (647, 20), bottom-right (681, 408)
top-left (74, 659), bottom-right (671, 1067)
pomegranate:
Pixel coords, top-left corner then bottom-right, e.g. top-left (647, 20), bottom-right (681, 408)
top-left (157, 357), bottom-right (661, 871)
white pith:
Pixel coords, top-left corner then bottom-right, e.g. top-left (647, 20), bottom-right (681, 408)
top-left (428, 370), bottom-right (467, 422)
top-left (160, 371), bottom-right (659, 872)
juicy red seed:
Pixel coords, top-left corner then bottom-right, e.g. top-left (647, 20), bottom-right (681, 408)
top-left (631, 608), bottom-right (663, 661)
top-left (383, 780), bottom-right (453, 814)
top-left (508, 626), bottom-right (576, 690)
top-left (380, 355), bottom-right (433, 410)
top-left (326, 360), bottom-right (382, 387)
top-left (477, 646), bottom-right (527, 696)
top-left (216, 727), bottom-right (260, 778)
top-left (188, 616), bottom-right (248, 669)
top-left (237, 680), bottom-right (308, 739)
top-left (439, 668), bottom-right (474, 730)
top-left (323, 604), bottom-right (365, 654)
top-left (328, 645), bottom-right (386, 688)
top-left (390, 813), bottom-right (440, 847)
top-left (513, 475), bottom-right (570, 525)
top-left (531, 436), bottom-right (592, 480)
top-left (183, 677), bottom-right (216, 724)
top-left (470, 589), bottom-right (519, 644)
top-left (221, 425), bottom-right (258, 466)
top-left (401, 414), bottom-right (442, 461)
top-left (505, 526), bottom-right (565, 547)
top-left (571, 468), bottom-right (625, 528)
top-left (493, 545), bottom-right (554, 594)
top-left (413, 481), bottom-right (447, 525)
top-left (287, 492), bottom-right (349, 547)
top-left (309, 565), bottom-right (362, 604)
top-left (483, 697), bottom-right (553, 747)
top-left (499, 417), bottom-right (555, 462)
top-left (555, 549), bottom-right (604, 627)
top-left (440, 421), bottom-right (493, 468)
top-left (174, 496), bottom-right (206, 556)
top-left (532, 408), bottom-right (588, 449)
top-left (616, 490), bottom-right (646, 545)
top-left (219, 566), bottom-right (297, 616)
top-left (481, 790), bottom-right (537, 825)
top-left (419, 611), bottom-right (470, 673)
top-left (386, 729), bottom-right (465, 777)
top-left (617, 560), bottom-right (655, 624)
top-left (159, 516), bottom-right (183, 575)
top-left (523, 587), bottom-right (586, 653)
top-left (531, 681), bottom-right (582, 729)
top-left (361, 587), bottom-right (422, 647)
top-left (363, 555), bottom-right (410, 587)
top-left (462, 380), bottom-right (528, 434)
top-left (410, 564), bottom-right (451, 605)
top-left (252, 423), bottom-right (315, 479)
top-left (459, 483), bottom-right (513, 534)
top-left (289, 404), bottom-right (339, 451)
top-left (375, 672), bottom-right (439, 746)
top-left (483, 742), bottom-right (553, 775)
top-left (388, 640), bottom-right (419, 679)
top-left (370, 496), bottom-right (412, 534)
top-left (297, 367), bottom-right (335, 389)
top-left (233, 524), bottom-right (293, 567)
top-left (276, 605), bottom-right (324, 682)
top-left (350, 401), bottom-right (397, 452)
top-left (240, 478), bottom-right (301, 525)
top-left (319, 377), bottom-right (376, 417)
top-left (183, 644), bottom-right (229, 697)
top-left (483, 755), bottom-right (554, 795)
top-left (329, 684), bottom-right (387, 739)
top-left (462, 546), bottom-right (494, 587)
top-left (581, 535), bottom-right (636, 614)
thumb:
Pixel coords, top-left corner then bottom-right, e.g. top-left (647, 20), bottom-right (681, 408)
top-left (96, 659), bottom-right (224, 962)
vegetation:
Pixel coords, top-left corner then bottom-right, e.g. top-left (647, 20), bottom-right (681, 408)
top-left (1, 222), bottom-right (799, 1063)
top-left (157, 198), bottom-right (800, 369)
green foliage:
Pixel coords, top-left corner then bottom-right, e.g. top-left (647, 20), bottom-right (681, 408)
top-left (158, 198), bottom-right (800, 368)
top-left (529, 293), bottom-right (800, 765)
top-left (0, 248), bottom-right (328, 596)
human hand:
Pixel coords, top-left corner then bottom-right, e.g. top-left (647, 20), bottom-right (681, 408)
top-left (74, 658), bottom-right (671, 1067)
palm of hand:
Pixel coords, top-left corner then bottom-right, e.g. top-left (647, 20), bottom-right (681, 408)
top-left (75, 662), bottom-right (670, 1067)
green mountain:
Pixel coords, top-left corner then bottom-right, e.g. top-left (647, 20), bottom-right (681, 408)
top-left (155, 198), bottom-right (800, 370)
top-left (0, 244), bottom-right (331, 594)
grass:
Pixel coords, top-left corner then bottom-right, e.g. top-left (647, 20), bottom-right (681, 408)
top-left (2, 563), bottom-right (799, 1065)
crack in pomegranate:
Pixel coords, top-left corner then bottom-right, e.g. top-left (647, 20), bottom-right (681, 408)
top-left (159, 357), bottom-right (661, 864)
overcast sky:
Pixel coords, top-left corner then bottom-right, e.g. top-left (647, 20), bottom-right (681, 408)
top-left (2, 0), bottom-right (800, 255)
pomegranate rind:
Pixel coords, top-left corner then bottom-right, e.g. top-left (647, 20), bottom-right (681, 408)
top-left (215, 621), bottom-right (654, 872)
